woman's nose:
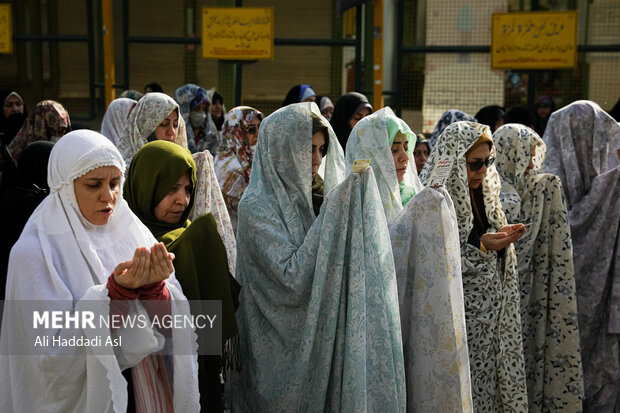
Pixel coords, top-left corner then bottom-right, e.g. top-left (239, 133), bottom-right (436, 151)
top-left (400, 149), bottom-right (409, 163)
top-left (101, 187), bottom-right (114, 201)
top-left (313, 149), bottom-right (323, 165)
top-left (176, 193), bottom-right (190, 207)
top-left (167, 124), bottom-right (176, 137)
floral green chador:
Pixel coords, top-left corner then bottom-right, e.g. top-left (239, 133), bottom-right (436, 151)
top-left (232, 103), bottom-right (406, 412)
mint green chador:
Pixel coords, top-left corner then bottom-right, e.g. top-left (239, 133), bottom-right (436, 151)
top-left (232, 103), bottom-right (406, 412)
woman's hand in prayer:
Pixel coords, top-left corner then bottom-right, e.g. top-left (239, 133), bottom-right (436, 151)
top-left (480, 224), bottom-right (526, 251)
top-left (148, 242), bottom-right (175, 284)
top-left (113, 247), bottom-right (152, 289)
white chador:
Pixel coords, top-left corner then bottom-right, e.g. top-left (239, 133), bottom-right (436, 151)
top-left (0, 131), bottom-right (199, 412)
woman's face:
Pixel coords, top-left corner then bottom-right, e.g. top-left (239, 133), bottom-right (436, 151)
top-left (525, 146), bottom-right (536, 175)
top-left (211, 100), bottom-right (223, 119)
top-left (193, 102), bottom-right (208, 113)
top-left (243, 117), bottom-right (261, 146)
top-left (311, 131), bottom-right (326, 179)
top-left (51, 122), bottom-right (68, 139)
top-left (74, 166), bottom-right (122, 226)
top-left (537, 104), bottom-right (551, 119)
top-left (413, 143), bottom-right (429, 174)
top-left (154, 110), bottom-right (179, 142)
top-left (189, 103), bottom-right (208, 128)
top-left (154, 172), bottom-right (192, 224)
top-left (349, 107), bottom-right (371, 130)
top-left (321, 106), bottom-right (333, 120)
top-left (391, 133), bottom-right (409, 183)
top-left (3, 95), bottom-right (24, 118)
top-left (466, 143), bottom-right (491, 189)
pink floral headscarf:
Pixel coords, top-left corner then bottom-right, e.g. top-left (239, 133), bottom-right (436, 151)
top-left (216, 106), bottom-right (262, 183)
top-left (8, 100), bottom-right (70, 162)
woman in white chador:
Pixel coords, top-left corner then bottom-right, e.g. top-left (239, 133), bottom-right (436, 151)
top-left (232, 102), bottom-right (406, 412)
top-left (345, 107), bottom-right (472, 412)
top-left (493, 123), bottom-right (583, 412)
top-left (0, 130), bottom-right (199, 412)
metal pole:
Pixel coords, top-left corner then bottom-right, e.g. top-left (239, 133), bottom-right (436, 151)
top-left (102, 0), bottom-right (116, 108)
top-left (122, 0), bottom-right (129, 91)
top-left (235, 0), bottom-right (243, 106)
top-left (395, 0), bottom-right (404, 116)
top-left (86, 0), bottom-right (96, 119)
top-left (235, 63), bottom-right (243, 107)
top-left (527, 0), bottom-right (539, 109)
top-left (373, 0), bottom-right (384, 109)
top-left (355, 4), bottom-right (362, 92)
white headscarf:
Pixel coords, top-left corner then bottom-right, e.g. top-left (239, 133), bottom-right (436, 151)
top-left (100, 98), bottom-right (136, 147)
top-left (117, 92), bottom-right (187, 165)
top-left (0, 130), bottom-right (198, 413)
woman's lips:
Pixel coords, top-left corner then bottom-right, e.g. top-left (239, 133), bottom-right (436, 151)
top-left (99, 207), bottom-right (113, 215)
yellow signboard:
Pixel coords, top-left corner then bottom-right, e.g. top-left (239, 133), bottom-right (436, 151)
top-left (492, 11), bottom-right (578, 69)
top-left (202, 8), bottom-right (273, 60)
top-left (0, 4), bottom-right (12, 54)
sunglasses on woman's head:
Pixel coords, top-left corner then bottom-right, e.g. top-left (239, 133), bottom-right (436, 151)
top-left (466, 156), bottom-right (495, 171)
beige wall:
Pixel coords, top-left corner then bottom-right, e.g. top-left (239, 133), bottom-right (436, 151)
top-left (1, 0), bottom-right (618, 119)
top-left (422, 0), bottom-right (507, 133)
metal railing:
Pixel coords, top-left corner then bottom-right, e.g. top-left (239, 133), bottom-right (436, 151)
top-left (11, 0), bottom-right (97, 120)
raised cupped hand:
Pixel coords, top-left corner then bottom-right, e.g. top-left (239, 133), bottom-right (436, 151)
top-left (113, 243), bottom-right (175, 289)
top-left (148, 242), bottom-right (175, 284)
top-left (480, 223), bottom-right (526, 251)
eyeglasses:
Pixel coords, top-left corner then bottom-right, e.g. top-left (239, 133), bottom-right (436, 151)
top-left (244, 125), bottom-right (257, 135)
top-left (466, 156), bottom-right (495, 171)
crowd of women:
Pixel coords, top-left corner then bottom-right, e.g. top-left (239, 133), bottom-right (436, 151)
top-left (0, 82), bottom-right (618, 412)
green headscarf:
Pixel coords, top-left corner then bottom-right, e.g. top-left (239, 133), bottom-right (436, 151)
top-left (124, 140), bottom-right (239, 371)
top-left (386, 115), bottom-right (416, 206)
top-left (124, 140), bottom-right (197, 239)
